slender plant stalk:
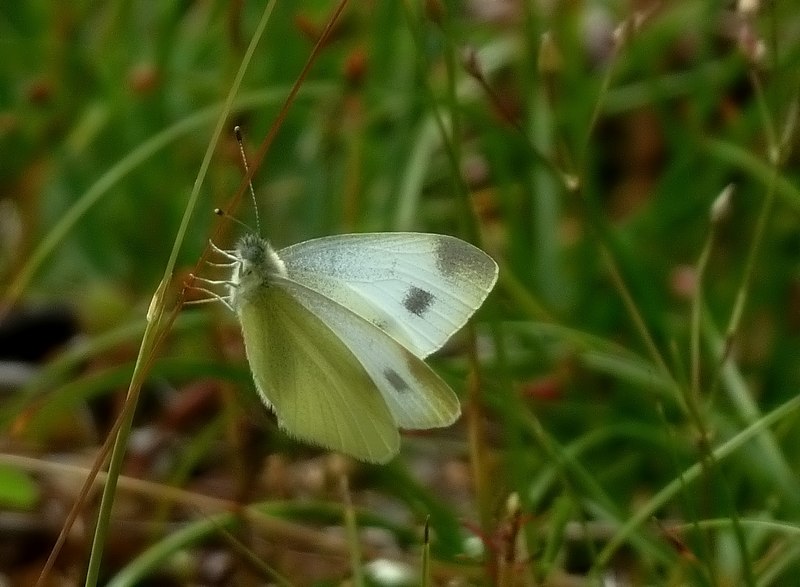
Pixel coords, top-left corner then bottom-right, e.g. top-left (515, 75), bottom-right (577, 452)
top-left (687, 185), bottom-right (757, 586)
top-left (722, 68), bottom-right (782, 355)
top-left (82, 4), bottom-right (277, 585)
top-left (341, 476), bottom-right (364, 587)
top-left (421, 517), bottom-right (431, 587)
top-left (547, 9), bottom-right (678, 396)
top-left (723, 164), bottom-right (778, 357)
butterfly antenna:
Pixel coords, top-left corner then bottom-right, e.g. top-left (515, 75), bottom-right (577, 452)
top-left (214, 208), bottom-right (255, 234)
top-left (234, 125), bottom-right (261, 235)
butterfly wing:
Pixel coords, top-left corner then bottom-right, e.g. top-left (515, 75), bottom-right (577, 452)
top-left (237, 283), bottom-right (400, 463)
top-left (275, 276), bottom-right (461, 430)
top-left (277, 233), bottom-right (498, 358)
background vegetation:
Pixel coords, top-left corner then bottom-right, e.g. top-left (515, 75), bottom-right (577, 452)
top-left (2, 0), bottom-right (800, 585)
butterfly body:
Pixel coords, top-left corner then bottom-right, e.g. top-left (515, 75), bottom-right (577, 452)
top-left (228, 232), bottom-right (498, 463)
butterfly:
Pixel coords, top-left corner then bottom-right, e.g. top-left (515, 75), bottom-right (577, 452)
top-left (208, 231), bottom-right (498, 463)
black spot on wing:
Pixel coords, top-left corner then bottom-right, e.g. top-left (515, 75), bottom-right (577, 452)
top-left (384, 368), bottom-right (410, 393)
top-left (403, 286), bottom-right (434, 317)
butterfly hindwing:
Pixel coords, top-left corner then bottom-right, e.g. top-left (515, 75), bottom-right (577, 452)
top-left (237, 283), bottom-right (400, 463)
top-left (278, 233), bottom-right (498, 358)
top-left (275, 276), bottom-right (461, 429)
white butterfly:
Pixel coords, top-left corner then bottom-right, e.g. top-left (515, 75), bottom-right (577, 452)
top-left (209, 231), bottom-right (498, 463)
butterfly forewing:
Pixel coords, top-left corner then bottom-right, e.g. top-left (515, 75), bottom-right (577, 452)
top-left (276, 276), bottom-right (462, 429)
top-left (237, 283), bottom-right (400, 463)
top-left (278, 233), bottom-right (498, 358)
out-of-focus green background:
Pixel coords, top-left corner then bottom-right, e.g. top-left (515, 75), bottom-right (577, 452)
top-left (2, 1), bottom-right (800, 585)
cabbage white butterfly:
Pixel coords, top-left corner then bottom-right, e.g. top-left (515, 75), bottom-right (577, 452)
top-left (201, 132), bottom-right (497, 463)
top-left (208, 230), bottom-right (497, 463)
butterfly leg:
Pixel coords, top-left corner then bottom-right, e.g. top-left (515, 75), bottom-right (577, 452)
top-left (209, 240), bottom-right (238, 260)
top-left (185, 274), bottom-right (235, 311)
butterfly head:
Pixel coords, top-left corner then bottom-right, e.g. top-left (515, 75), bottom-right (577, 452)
top-left (232, 234), bottom-right (286, 299)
